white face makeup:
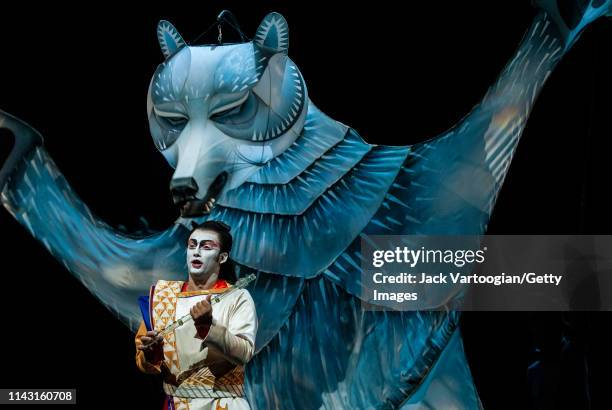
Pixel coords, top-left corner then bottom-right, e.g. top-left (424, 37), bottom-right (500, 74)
top-left (186, 229), bottom-right (227, 278)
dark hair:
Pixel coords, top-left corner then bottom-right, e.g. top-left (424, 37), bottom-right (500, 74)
top-left (189, 220), bottom-right (237, 284)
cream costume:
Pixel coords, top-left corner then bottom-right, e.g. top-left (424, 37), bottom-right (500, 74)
top-left (136, 279), bottom-right (257, 410)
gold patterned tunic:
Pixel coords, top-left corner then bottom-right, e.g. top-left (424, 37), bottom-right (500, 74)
top-left (135, 279), bottom-right (257, 410)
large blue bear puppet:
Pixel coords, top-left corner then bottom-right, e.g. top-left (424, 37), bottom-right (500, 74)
top-left (0, 1), bottom-right (610, 408)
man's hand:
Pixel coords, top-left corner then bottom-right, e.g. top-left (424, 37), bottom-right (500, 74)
top-left (137, 330), bottom-right (164, 364)
top-left (190, 295), bottom-right (213, 326)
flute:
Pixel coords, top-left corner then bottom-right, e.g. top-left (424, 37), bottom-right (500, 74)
top-left (142, 273), bottom-right (256, 347)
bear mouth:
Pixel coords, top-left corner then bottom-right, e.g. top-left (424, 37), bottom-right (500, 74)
top-left (179, 172), bottom-right (228, 217)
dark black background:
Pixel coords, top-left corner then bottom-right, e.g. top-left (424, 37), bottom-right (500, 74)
top-left (0, 1), bottom-right (610, 409)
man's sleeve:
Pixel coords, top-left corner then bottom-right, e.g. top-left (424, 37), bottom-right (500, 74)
top-left (198, 289), bottom-right (258, 366)
top-left (135, 320), bottom-right (163, 374)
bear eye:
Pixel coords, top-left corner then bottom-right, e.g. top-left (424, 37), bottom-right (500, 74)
top-left (154, 107), bottom-right (189, 129)
top-left (165, 116), bottom-right (188, 127)
top-left (210, 92), bottom-right (250, 119)
top-left (211, 104), bottom-right (242, 120)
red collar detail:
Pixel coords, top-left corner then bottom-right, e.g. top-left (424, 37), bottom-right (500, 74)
top-left (212, 279), bottom-right (229, 289)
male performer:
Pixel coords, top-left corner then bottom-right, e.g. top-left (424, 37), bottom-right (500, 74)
top-left (135, 221), bottom-right (257, 410)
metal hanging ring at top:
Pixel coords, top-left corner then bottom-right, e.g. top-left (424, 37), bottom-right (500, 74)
top-left (190, 10), bottom-right (249, 46)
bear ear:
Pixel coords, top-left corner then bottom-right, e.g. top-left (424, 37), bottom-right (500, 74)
top-left (254, 12), bottom-right (289, 54)
top-left (157, 20), bottom-right (186, 59)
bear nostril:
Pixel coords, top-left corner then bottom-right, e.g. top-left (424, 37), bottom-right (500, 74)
top-left (170, 177), bottom-right (199, 204)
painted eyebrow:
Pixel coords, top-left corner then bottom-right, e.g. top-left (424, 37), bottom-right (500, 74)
top-left (188, 239), bottom-right (219, 245)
